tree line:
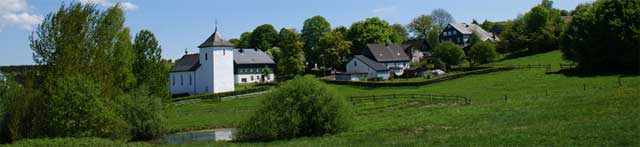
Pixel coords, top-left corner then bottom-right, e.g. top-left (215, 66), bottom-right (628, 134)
top-left (1, 3), bottom-right (167, 142)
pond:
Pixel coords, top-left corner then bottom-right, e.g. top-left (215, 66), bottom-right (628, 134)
top-left (161, 128), bottom-right (235, 144)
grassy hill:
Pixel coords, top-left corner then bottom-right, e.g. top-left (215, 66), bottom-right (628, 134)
top-left (8, 51), bottom-right (638, 146)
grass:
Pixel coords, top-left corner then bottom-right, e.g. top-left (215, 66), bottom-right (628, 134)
top-left (7, 50), bottom-right (639, 146)
top-left (173, 50), bottom-right (639, 146)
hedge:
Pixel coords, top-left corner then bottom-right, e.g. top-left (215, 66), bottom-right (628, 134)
top-left (172, 86), bottom-right (273, 103)
top-left (323, 67), bottom-right (515, 87)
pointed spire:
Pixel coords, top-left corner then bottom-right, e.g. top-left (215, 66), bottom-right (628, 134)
top-left (214, 19), bottom-right (218, 33)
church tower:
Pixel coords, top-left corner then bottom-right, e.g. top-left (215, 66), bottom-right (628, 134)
top-left (196, 27), bottom-right (235, 93)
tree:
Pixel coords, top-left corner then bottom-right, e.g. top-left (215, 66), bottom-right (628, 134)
top-left (480, 20), bottom-right (496, 31)
top-left (238, 75), bottom-right (351, 141)
top-left (390, 23), bottom-right (409, 42)
top-left (541, 0), bottom-right (554, 10)
top-left (560, 0), bottom-right (640, 71)
top-left (133, 30), bottom-right (168, 99)
top-left (229, 38), bottom-right (240, 46)
top-left (261, 65), bottom-right (272, 82)
top-left (250, 24), bottom-right (278, 51)
top-left (431, 9), bottom-right (455, 28)
top-left (472, 19), bottom-right (479, 25)
top-left (277, 28), bottom-right (305, 77)
top-left (265, 47), bottom-right (282, 63)
top-left (498, 3), bottom-right (564, 53)
top-left (468, 42), bottom-right (498, 65)
top-left (407, 15), bottom-right (433, 39)
top-left (302, 16), bottom-right (331, 65)
top-left (333, 26), bottom-right (348, 37)
top-left (347, 17), bottom-right (399, 55)
top-left (235, 32), bottom-right (252, 48)
top-left (318, 30), bottom-right (352, 68)
top-left (432, 41), bottom-right (465, 69)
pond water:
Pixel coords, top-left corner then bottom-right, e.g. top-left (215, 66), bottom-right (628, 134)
top-left (161, 128), bottom-right (235, 144)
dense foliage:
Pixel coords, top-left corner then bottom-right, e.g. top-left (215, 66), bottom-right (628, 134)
top-left (347, 17), bottom-right (402, 55)
top-left (560, 0), bottom-right (640, 71)
top-left (276, 28), bottom-right (305, 77)
top-left (432, 41), bottom-right (465, 69)
top-left (238, 76), bottom-right (351, 141)
top-left (250, 24), bottom-right (279, 51)
top-left (1, 3), bottom-right (167, 142)
top-left (468, 42), bottom-right (499, 65)
top-left (317, 30), bottom-right (352, 68)
top-left (302, 16), bottom-right (332, 65)
top-left (498, 1), bottom-right (565, 53)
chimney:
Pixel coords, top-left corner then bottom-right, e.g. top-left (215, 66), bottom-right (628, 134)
top-left (239, 48), bottom-right (244, 53)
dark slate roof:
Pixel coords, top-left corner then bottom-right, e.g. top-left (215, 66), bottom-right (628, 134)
top-left (353, 55), bottom-right (389, 71)
top-left (402, 39), bottom-right (431, 52)
top-left (365, 44), bottom-right (410, 62)
top-left (234, 49), bottom-right (275, 65)
top-left (170, 54), bottom-right (201, 72)
top-left (198, 31), bottom-right (233, 48)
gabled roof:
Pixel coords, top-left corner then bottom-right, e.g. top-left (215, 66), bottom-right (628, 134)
top-left (198, 31), bottom-right (233, 48)
top-left (353, 55), bottom-right (389, 71)
top-left (365, 44), bottom-right (410, 62)
top-left (170, 54), bottom-right (201, 72)
top-left (234, 49), bottom-right (275, 65)
top-left (448, 23), bottom-right (498, 42)
top-left (402, 39), bottom-right (431, 52)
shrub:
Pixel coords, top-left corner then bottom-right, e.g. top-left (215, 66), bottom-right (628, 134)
top-left (432, 41), bottom-right (465, 69)
top-left (238, 75), bottom-right (351, 141)
top-left (115, 86), bottom-right (165, 141)
top-left (560, 0), bottom-right (640, 71)
top-left (468, 42), bottom-right (499, 65)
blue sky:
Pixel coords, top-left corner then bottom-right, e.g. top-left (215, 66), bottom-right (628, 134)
top-left (0, 0), bottom-right (594, 66)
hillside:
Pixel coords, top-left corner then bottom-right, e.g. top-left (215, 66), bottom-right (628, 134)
top-left (8, 51), bottom-right (639, 146)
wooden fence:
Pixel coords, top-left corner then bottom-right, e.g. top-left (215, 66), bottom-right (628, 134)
top-left (349, 94), bottom-right (472, 105)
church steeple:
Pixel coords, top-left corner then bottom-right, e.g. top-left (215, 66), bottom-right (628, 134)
top-left (198, 21), bottom-right (233, 48)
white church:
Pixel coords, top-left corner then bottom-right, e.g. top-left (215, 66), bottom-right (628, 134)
top-left (169, 28), bottom-right (276, 95)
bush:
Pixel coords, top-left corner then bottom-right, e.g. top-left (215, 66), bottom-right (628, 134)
top-left (238, 75), bottom-right (351, 141)
top-left (115, 86), bottom-right (165, 141)
top-left (432, 41), bottom-right (465, 69)
top-left (10, 137), bottom-right (151, 147)
top-left (468, 42), bottom-right (499, 65)
top-left (560, 0), bottom-right (640, 71)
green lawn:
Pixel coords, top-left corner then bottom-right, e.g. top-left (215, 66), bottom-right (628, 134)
top-left (171, 50), bottom-right (639, 146)
top-left (7, 51), bottom-right (638, 146)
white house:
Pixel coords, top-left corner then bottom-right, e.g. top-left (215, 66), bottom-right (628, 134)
top-left (234, 48), bottom-right (276, 84)
top-left (169, 29), bottom-right (277, 95)
top-left (345, 55), bottom-right (391, 80)
top-left (170, 28), bottom-right (235, 95)
top-left (362, 44), bottom-right (411, 75)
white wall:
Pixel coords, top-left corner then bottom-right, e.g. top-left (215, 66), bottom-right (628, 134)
top-left (346, 58), bottom-right (390, 80)
top-left (197, 46), bottom-right (235, 94)
top-left (235, 73), bottom-right (275, 84)
top-left (170, 71), bottom-right (196, 94)
top-left (383, 61), bottom-right (409, 75)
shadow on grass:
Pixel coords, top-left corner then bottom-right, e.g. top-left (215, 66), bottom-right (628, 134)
top-left (547, 68), bottom-right (640, 77)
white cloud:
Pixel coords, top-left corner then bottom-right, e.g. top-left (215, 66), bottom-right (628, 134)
top-left (79, 0), bottom-right (138, 11)
top-left (372, 6), bottom-right (397, 17)
top-left (0, 0), bottom-right (43, 32)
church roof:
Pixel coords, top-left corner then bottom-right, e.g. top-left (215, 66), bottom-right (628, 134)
top-left (234, 49), bottom-right (275, 65)
top-left (198, 31), bottom-right (233, 48)
top-left (170, 54), bottom-right (201, 72)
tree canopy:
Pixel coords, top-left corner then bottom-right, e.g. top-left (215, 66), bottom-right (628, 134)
top-left (302, 16), bottom-right (331, 65)
top-left (431, 9), bottom-right (455, 28)
top-left (432, 41), bottom-right (465, 68)
top-left (277, 28), bottom-right (305, 77)
top-left (318, 30), bottom-right (352, 68)
top-left (347, 17), bottom-right (401, 55)
top-left (250, 24), bottom-right (278, 51)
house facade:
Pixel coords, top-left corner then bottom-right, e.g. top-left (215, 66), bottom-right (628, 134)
top-left (362, 44), bottom-right (411, 76)
top-left (439, 23), bottom-right (499, 49)
top-left (234, 48), bottom-right (276, 84)
top-left (346, 55), bottom-right (391, 80)
top-left (402, 39), bottom-right (431, 63)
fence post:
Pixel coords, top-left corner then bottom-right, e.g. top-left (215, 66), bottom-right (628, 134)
top-left (545, 90), bottom-right (548, 96)
top-left (504, 95), bottom-right (507, 101)
top-left (583, 84), bottom-right (586, 91)
top-left (618, 77), bottom-right (622, 87)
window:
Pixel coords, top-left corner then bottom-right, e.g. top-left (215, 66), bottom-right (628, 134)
top-left (458, 38), bottom-right (462, 43)
top-left (180, 75), bottom-right (183, 86)
top-left (241, 78), bottom-right (247, 83)
top-left (354, 61), bottom-right (357, 67)
top-left (250, 69), bottom-right (254, 72)
top-left (189, 75), bottom-right (192, 85)
top-left (205, 53), bottom-right (208, 60)
top-left (172, 75), bottom-right (175, 86)
top-left (257, 75), bottom-right (261, 81)
top-left (223, 49), bottom-right (226, 55)
top-left (251, 76), bottom-right (254, 81)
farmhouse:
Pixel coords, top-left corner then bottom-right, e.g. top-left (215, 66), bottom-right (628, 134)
top-left (402, 39), bottom-right (431, 63)
top-left (169, 28), bottom-right (276, 95)
top-left (233, 48), bottom-right (275, 84)
top-left (439, 23), bottom-right (499, 49)
top-left (345, 55), bottom-right (391, 80)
